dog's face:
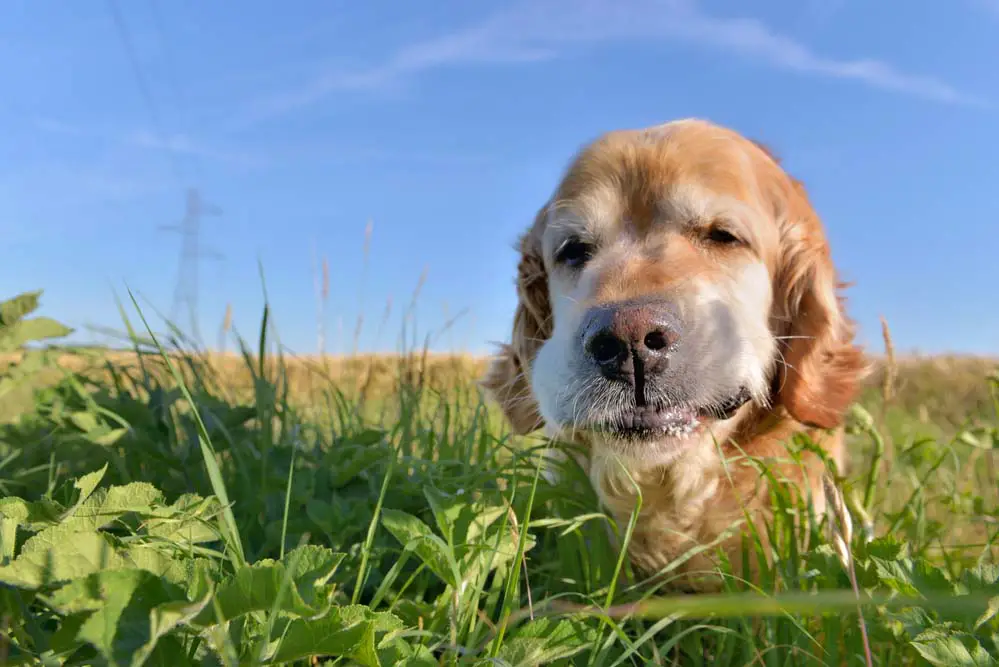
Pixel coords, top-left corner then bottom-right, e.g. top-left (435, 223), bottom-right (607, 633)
top-left (483, 119), bottom-right (865, 466)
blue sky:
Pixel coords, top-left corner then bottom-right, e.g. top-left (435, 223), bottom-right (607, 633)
top-left (2, 0), bottom-right (998, 356)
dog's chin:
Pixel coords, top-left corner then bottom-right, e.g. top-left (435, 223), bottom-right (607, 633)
top-left (592, 404), bottom-right (704, 442)
top-left (572, 388), bottom-right (752, 455)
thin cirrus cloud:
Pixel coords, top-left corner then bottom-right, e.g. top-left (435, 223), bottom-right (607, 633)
top-left (30, 117), bottom-right (262, 168)
top-left (128, 131), bottom-right (262, 167)
top-left (238, 0), bottom-right (986, 127)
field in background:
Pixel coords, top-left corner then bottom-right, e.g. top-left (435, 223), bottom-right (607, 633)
top-left (6, 348), bottom-right (998, 423)
top-left (6, 348), bottom-right (997, 439)
top-left (2, 291), bottom-right (999, 666)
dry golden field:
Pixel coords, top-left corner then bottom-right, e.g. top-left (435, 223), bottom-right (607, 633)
top-left (5, 347), bottom-right (996, 432)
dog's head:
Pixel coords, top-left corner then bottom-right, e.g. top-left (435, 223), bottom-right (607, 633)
top-left (482, 119), bottom-right (866, 466)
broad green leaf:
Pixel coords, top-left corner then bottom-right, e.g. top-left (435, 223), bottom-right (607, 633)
top-left (62, 482), bottom-right (165, 531)
top-left (189, 546), bottom-right (346, 627)
top-left (871, 554), bottom-right (955, 600)
top-left (910, 559), bottom-right (957, 595)
top-left (0, 496), bottom-right (65, 534)
top-left (911, 628), bottom-right (997, 667)
top-left (184, 557), bottom-right (222, 602)
top-left (0, 516), bottom-right (16, 562)
top-left (461, 518), bottom-right (536, 599)
top-left (264, 605), bottom-right (402, 666)
top-left (189, 563), bottom-right (316, 626)
top-left (0, 525), bottom-right (130, 588)
top-left (0, 317), bottom-right (74, 351)
top-left (378, 639), bottom-right (438, 667)
top-left (49, 610), bottom-right (91, 656)
top-left (493, 617), bottom-right (598, 666)
top-left (0, 290), bottom-right (42, 326)
top-left (283, 544), bottom-right (347, 606)
top-left (48, 568), bottom-right (205, 667)
top-left (883, 606), bottom-right (937, 640)
top-left (328, 444), bottom-right (391, 488)
top-left (133, 635), bottom-right (201, 667)
top-left (423, 486), bottom-right (466, 542)
top-left (0, 517), bottom-right (188, 589)
top-left (74, 464), bottom-right (110, 504)
top-left (145, 494), bottom-right (224, 546)
top-left (123, 546), bottom-right (192, 586)
top-left (871, 557), bottom-right (921, 597)
top-left (961, 564), bottom-right (999, 629)
top-left (131, 587), bottom-right (214, 666)
top-left (381, 508), bottom-right (461, 588)
top-left (466, 503), bottom-right (508, 545)
top-left (422, 490), bottom-right (505, 551)
top-left (864, 534), bottom-right (907, 560)
top-left (306, 498), bottom-right (336, 528)
top-left (978, 597), bottom-right (999, 632)
top-left (963, 564), bottom-right (999, 588)
top-left (50, 464), bottom-right (111, 525)
top-left (0, 498), bottom-right (32, 525)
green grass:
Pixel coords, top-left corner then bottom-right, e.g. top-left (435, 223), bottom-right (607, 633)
top-left (1, 288), bottom-right (998, 666)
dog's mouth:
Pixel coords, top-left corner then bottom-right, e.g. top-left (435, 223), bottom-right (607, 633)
top-left (591, 387), bottom-right (751, 441)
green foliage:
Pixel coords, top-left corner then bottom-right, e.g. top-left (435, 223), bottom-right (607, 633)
top-left (0, 290), bottom-right (74, 416)
top-left (0, 290), bottom-right (74, 353)
top-left (0, 290), bottom-right (997, 665)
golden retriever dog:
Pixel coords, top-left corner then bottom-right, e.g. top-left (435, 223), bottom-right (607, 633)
top-left (481, 118), bottom-right (868, 591)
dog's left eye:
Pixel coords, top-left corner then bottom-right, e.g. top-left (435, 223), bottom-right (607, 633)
top-left (555, 238), bottom-right (594, 268)
top-left (705, 227), bottom-right (741, 245)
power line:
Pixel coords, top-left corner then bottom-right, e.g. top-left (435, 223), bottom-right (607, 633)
top-left (146, 0), bottom-right (199, 182)
top-left (106, 0), bottom-right (185, 185)
top-left (147, 0), bottom-right (186, 112)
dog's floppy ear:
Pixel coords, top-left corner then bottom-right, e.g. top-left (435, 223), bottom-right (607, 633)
top-left (770, 175), bottom-right (868, 429)
top-left (480, 206), bottom-right (552, 434)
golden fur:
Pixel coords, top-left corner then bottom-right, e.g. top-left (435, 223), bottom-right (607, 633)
top-left (481, 118), bottom-right (869, 591)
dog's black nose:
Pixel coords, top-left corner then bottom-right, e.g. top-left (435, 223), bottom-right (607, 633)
top-left (581, 300), bottom-right (680, 382)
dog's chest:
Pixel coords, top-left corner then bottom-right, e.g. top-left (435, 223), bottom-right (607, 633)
top-left (588, 454), bottom-right (754, 586)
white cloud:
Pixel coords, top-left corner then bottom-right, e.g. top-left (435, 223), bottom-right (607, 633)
top-left (31, 117), bottom-right (93, 137)
top-left (128, 130), bottom-right (262, 167)
top-left (30, 117), bottom-right (262, 168)
top-left (240, 0), bottom-right (984, 126)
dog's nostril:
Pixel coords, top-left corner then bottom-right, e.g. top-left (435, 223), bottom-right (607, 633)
top-left (643, 330), bottom-right (671, 352)
top-left (588, 331), bottom-right (627, 365)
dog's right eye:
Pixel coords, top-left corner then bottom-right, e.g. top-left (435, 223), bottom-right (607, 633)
top-left (555, 238), bottom-right (594, 268)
